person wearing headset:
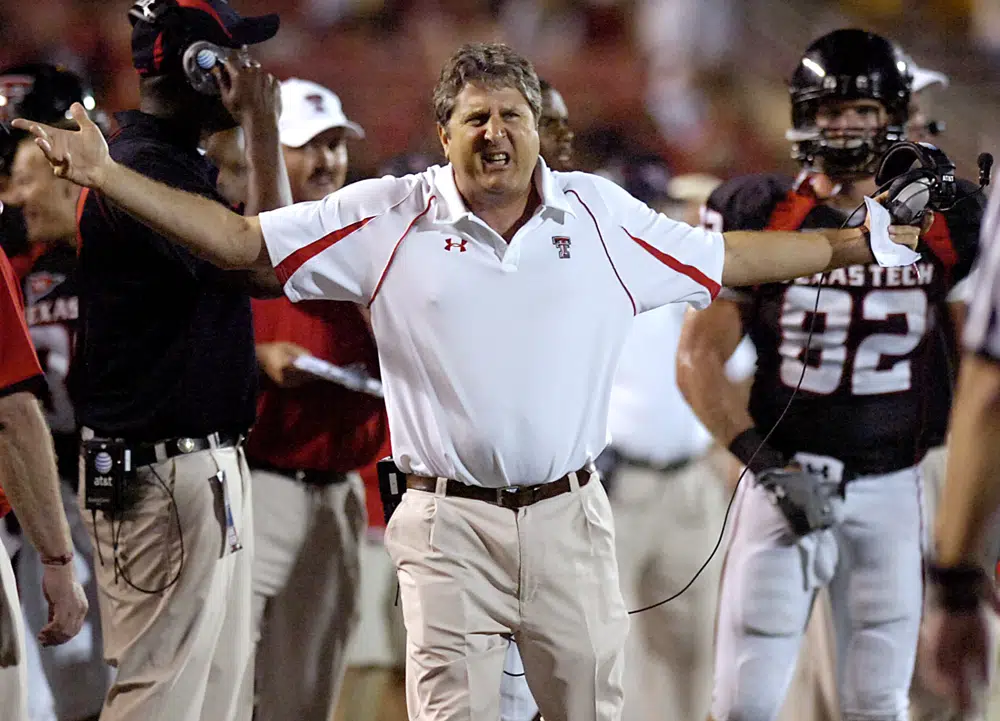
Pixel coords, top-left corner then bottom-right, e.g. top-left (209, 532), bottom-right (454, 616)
top-left (70, 1), bottom-right (290, 720)
top-left (678, 29), bottom-right (985, 721)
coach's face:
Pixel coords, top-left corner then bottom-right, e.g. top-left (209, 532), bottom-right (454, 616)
top-left (439, 82), bottom-right (539, 206)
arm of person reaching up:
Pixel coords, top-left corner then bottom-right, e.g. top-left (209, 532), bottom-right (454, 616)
top-left (0, 250), bottom-right (86, 647)
top-left (219, 60), bottom-right (292, 297)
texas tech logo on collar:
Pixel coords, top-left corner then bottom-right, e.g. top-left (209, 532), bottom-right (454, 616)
top-left (552, 236), bottom-right (571, 259)
top-left (444, 239), bottom-right (467, 252)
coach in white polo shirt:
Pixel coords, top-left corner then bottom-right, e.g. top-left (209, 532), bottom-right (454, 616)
top-left (17, 42), bottom-right (923, 721)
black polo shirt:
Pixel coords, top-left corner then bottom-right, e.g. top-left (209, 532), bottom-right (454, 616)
top-left (72, 111), bottom-right (256, 442)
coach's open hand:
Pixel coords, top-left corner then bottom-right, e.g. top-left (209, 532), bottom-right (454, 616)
top-left (13, 103), bottom-right (110, 190)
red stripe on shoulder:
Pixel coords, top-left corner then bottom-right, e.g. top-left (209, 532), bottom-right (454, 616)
top-left (765, 188), bottom-right (817, 232)
top-left (368, 196), bottom-right (434, 307)
top-left (922, 213), bottom-right (957, 271)
top-left (566, 189), bottom-right (636, 315)
top-left (621, 228), bottom-right (721, 300)
top-left (275, 216), bottom-right (374, 286)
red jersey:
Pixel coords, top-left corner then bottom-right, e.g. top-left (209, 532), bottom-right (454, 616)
top-left (0, 247), bottom-right (45, 517)
top-left (246, 297), bottom-right (388, 473)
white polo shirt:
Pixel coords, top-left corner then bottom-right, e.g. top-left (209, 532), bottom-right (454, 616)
top-left (259, 159), bottom-right (725, 487)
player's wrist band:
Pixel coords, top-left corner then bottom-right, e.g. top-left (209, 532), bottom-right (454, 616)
top-left (727, 427), bottom-right (788, 476)
top-left (926, 561), bottom-right (988, 612)
top-left (41, 552), bottom-right (73, 567)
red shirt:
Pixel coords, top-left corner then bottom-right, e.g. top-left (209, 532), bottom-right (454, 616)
top-left (0, 247), bottom-right (45, 517)
top-left (246, 297), bottom-right (388, 473)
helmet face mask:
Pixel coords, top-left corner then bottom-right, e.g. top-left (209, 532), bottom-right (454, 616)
top-left (787, 29), bottom-right (911, 180)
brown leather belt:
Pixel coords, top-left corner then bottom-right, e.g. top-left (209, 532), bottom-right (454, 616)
top-left (405, 466), bottom-right (594, 510)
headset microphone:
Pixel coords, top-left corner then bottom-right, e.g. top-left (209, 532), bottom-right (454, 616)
top-left (978, 153), bottom-right (993, 188)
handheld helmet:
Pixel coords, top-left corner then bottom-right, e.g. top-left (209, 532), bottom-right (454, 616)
top-left (786, 29), bottom-right (911, 177)
top-left (0, 63), bottom-right (110, 174)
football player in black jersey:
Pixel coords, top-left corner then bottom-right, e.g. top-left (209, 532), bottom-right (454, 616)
top-left (677, 29), bottom-right (985, 721)
top-left (2, 62), bottom-right (112, 721)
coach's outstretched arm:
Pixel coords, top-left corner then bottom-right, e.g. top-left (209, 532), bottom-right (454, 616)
top-left (16, 104), bottom-right (921, 289)
top-left (720, 223), bottom-right (920, 288)
top-left (14, 104), bottom-right (269, 273)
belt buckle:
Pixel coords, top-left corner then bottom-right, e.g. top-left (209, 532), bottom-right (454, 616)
top-left (496, 486), bottom-right (520, 508)
top-left (177, 438), bottom-right (197, 454)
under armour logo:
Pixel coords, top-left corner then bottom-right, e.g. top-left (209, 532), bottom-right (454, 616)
top-left (444, 239), bottom-right (467, 252)
top-left (552, 236), bottom-right (571, 259)
top-left (305, 93), bottom-right (326, 114)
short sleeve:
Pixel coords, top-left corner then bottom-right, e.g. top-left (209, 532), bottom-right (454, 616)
top-left (0, 247), bottom-right (43, 396)
top-left (260, 175), bottom-right (420, 305)
top-left (964, 188), bottom-right (1000, 360)
top-left (590, 175), bottom-right (724, 313)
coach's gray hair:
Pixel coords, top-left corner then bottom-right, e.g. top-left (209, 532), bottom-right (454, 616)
top-left (433, 43), bottom-right (542, 129)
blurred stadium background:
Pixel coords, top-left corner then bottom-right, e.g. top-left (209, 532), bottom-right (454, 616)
top-left (2, 0), bottom-right (997, 184)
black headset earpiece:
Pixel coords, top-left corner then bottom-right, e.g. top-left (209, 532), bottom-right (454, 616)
top-left (181, 40), bottom-right (225, 96)
top-left (129, 0), bottom-right (224, 96)
top-left (875, 141), bottom-right (957, 224)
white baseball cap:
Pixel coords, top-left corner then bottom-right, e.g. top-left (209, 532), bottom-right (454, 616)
top-left (910, 61), bottom-right (949, 93)
top-left (278, 78), bottom-right (364, 148)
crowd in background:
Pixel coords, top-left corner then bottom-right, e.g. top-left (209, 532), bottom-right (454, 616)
top-left (1, 0), bottom-right (998, 185)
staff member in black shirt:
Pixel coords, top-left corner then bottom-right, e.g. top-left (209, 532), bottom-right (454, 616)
top-left (72, 2), bottom-right (289, 720)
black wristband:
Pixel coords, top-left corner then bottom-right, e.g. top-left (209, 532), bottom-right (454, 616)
top-left (727, 428), bottom-right (788, 476)
top-left (926, 562), bottom-right (989, 613)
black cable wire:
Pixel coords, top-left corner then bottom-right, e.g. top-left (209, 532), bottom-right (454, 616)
top-left (108, 466), bottom-right (185, 595)
top-left (501, 179), bottom-right (994, 673)
top-left (625, 196), bottom-right (876, 617)
top-left (625, 176), bottom-right (993, 617)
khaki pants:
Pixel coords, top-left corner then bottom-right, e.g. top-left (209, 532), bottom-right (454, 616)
top-left (611, 450), bottom-right (729, 721)
top-left (0, 544), bottom-right (28, 721)
top-left (385, 475), bottom-right (628, 721)
top-left (249, 469), bottom-right (366, 721)
top-left (81, 444), bottom-right (254, 721)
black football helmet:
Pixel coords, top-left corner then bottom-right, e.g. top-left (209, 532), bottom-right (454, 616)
top-left (0, 63), bottom-right (109, 174)
top-left (787, 29), bottom-right (912, 178)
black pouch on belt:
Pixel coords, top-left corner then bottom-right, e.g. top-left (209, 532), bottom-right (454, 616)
top-left (377, 457), bottom-right (405, 526)
top-left (82, 438), bottom-right (135, 515)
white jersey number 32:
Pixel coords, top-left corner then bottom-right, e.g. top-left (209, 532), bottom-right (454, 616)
top-left (779, 286), bottom-right (927, 395)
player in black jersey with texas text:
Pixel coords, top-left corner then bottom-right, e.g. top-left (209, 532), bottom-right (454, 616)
top-left (677, 29), bottom-right (985, 721)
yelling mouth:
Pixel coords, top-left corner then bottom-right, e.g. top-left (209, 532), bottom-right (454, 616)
top-left (481, 151), bottom-right (511, 170)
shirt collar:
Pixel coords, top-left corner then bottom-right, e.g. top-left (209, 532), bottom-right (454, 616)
top-left (431, 157), bottom-right (576, 225)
